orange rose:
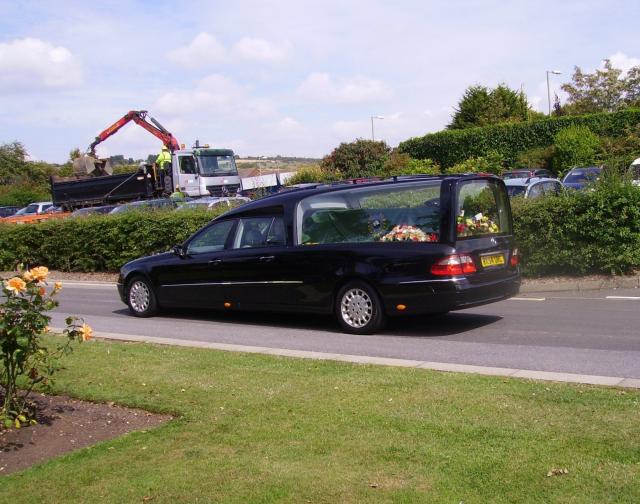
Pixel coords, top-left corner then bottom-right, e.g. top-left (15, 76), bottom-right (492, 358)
top-left (38, 287), bottom-right (46, 296)
top-left (22, 270), bottom-right (34, 282)
top-left (30, 266), bottom-right (49, 282)
top-left (5, 277), bottom-right (26, 293)
top-left (54, 281), bottom-right (63, 292)
top-left (80, 323), bottom-right (93, 341)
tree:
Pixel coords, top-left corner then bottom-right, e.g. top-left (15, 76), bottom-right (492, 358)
top-left (0, 142), bottom-right (28, 185)
top-left (321, 139), bottom-right (391, 179)
top-left (561, 59), bottom-right (640, 114)
top-left (552, 125), bottom-right (600, 174)
top-left (448, 84), bottom-right (532, 129)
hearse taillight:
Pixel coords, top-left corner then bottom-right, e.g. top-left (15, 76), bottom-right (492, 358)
top-left (431, 254), bottom-right (477, 276)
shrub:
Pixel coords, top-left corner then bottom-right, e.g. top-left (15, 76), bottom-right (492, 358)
top-left (286, 164), bottom-right (338, 185)
top-left (445, 152), bottom-right (504, 175)
top-left (0, 208), bottom-right (222, 272)
top-left (0, 183), bottom-right (50, 207)
top-left (512, 183), bottom-right (640, 276)
top-left (383, 153), bottom-right (441, 176)
top-left (399, 108), bottom-right (640, 168)
top-left (515, 146), bottom-right (555, 170)
top-left (1, 267), bottom-right (89, 427)
top-left (321, 139), bottom-right (391, 179)
top-left (552, 125), bottom-right (600, 174)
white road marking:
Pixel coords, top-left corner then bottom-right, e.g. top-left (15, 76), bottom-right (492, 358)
top-left (60, 281), bottom-right (117, 289)
top-left (509, 297), bottom-right (546, 301)
top-left (606, 296), bottom-right (640, 300)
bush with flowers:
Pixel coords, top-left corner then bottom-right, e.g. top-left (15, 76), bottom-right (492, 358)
top-left (0, 266), bottom-right (91, 429)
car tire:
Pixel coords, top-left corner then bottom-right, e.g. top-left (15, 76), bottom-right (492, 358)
top-left (335, 280), bottom-right (386, 334)
top-left (126, 276), bottom-right (158, 317)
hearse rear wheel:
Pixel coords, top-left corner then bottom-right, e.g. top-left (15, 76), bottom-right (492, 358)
top-left (126, 276), bottom-right (158, 317)
top-left (335, 280), bottom-right (386, 334)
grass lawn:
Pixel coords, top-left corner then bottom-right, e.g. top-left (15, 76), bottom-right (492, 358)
top-left (1, 337), bottom-right (639, 503)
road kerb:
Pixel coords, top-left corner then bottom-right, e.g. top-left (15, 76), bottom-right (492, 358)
top-left (50, 328), bottom-right (640, 389)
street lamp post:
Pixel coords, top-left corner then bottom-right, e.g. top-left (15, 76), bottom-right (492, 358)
top-left (370, 115), bottom-right (384, 141)
top-left (546, 70), bottom-right (562, 115)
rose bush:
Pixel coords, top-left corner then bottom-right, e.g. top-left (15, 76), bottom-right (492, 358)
top-left (1, 266), bottom-right (91, 428)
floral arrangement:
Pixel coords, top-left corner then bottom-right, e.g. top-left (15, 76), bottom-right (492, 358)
top-left (1, 266), bottom-right (91, 429)
top-left (380, 225), bottom-right (438, 242)
top-left (456, 211), bottom-right (499, 237)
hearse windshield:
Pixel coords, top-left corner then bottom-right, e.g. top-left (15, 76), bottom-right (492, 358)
top-left (456, 179), bottom-right (511, 238)
top-left (197, 155), bottom-right (238, 177)
top-left (296, 181), bottom-right (442, 245)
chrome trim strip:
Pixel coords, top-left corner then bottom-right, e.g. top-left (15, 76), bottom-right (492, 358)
top-left (398, 278), bottom-right (465, 284)
top-left (398, 273), bottom-right (520, 285)
top-left (164, 280), bottom-right (304, 287)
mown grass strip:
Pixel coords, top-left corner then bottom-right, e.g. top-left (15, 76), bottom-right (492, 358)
top-left (1, 336), bottom-right (639, 503)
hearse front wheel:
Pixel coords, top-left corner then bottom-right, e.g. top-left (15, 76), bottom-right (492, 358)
top-left (126, 276), bottom-right (158, 317)
top-left (335, 281), bottom-right (386, 334)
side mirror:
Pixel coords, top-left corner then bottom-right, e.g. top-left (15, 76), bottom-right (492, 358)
top-left (172, 244), bottom-right (186, 258)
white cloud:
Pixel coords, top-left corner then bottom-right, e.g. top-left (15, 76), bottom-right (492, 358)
top-left (155, 74), bottom-right (245, 115)
top-left (153, 73), bottom-right (278, 149)
top-left (166, 33), bottom-right (226, 68)
top-left (275, 116), bottom-right (303, 132)
top-left (297, 72), bottom-right (393, 104)
top-left (232, 37), bottom-right (290, 62)
top-left (607, 52), bottom-right (640, 74)
top-left (0, 37), bottom-right (82, 91)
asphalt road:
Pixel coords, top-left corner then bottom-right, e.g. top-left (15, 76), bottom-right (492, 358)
top-left (50, 283), bottom-right (640, 379)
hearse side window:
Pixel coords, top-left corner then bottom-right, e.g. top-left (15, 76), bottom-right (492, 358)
top-left (456, 180), bottom-right (511, 238)
top-left (296, 181), bottom-right (442, 245)
top-left (233, 217), bottom-right (285, 249)
top-left (186, 220), bottom-right (235, 254)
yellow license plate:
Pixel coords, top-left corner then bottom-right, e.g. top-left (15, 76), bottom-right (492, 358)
top-left (481, 254), bottom-right (505, 267)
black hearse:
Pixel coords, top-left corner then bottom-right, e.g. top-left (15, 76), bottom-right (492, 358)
top-left (118, 175), bottom-right (520, 334)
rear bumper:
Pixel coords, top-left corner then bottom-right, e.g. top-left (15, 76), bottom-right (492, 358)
top-left (379, 273), bottom-right (520, 315)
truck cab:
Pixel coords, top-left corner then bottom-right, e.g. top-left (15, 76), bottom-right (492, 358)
top-left (171, 148), bottom-right (241, 197)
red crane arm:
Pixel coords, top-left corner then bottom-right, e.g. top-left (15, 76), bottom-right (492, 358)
top-left (88, 110), bottom-right (180, 155)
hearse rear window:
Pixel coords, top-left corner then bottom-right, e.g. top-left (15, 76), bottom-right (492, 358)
top-left (456, 180), bottom-right (511, 238)
top-left (296, 181), bottom-right (442, 245)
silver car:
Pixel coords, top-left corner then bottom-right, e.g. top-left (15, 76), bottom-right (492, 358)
top-left (176, 196), bottom-right (251, 211)
top-left (504, 177), bottom-right (565, 199)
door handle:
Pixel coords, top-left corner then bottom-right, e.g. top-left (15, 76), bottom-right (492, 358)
top-left (208, 259), bottom-right (222, 267)
top-left (259, 256), bottom-right (275, 263)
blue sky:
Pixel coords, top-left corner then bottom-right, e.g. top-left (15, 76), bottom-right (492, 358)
top-left (1, 0), bottom-right (639, 162)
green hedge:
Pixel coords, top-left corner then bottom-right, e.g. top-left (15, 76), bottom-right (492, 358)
top-left (512, 183), bottom-right (640, 276)
top-left (0, 209), bottom-right (219, 272)
top-left (1, 187), bottom-right (639, 276)
top-left (399, 109), bottom-right (640, 168)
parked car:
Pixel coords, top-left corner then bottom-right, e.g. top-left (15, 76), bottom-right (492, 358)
top-left (14, 201), bottom-right (54, 216)
top-left (44, 205), bottom-right (64, 214)
top-left (109, 198), bottom-right (176, 215)
top-left (118, 175), bottom-right (520, 334)
top-left (502, 169), bottom-right (555, 180)
top-left (70, 205), bottom-right (117, 217)
top-left (562, 167), bottom-right (602, 190)
top-left (0, 206), bottom-right (19, 218)
top-left (504, 177), bottom-right (565, 199)
top-left (176, 196), bottom-right (251, 211)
